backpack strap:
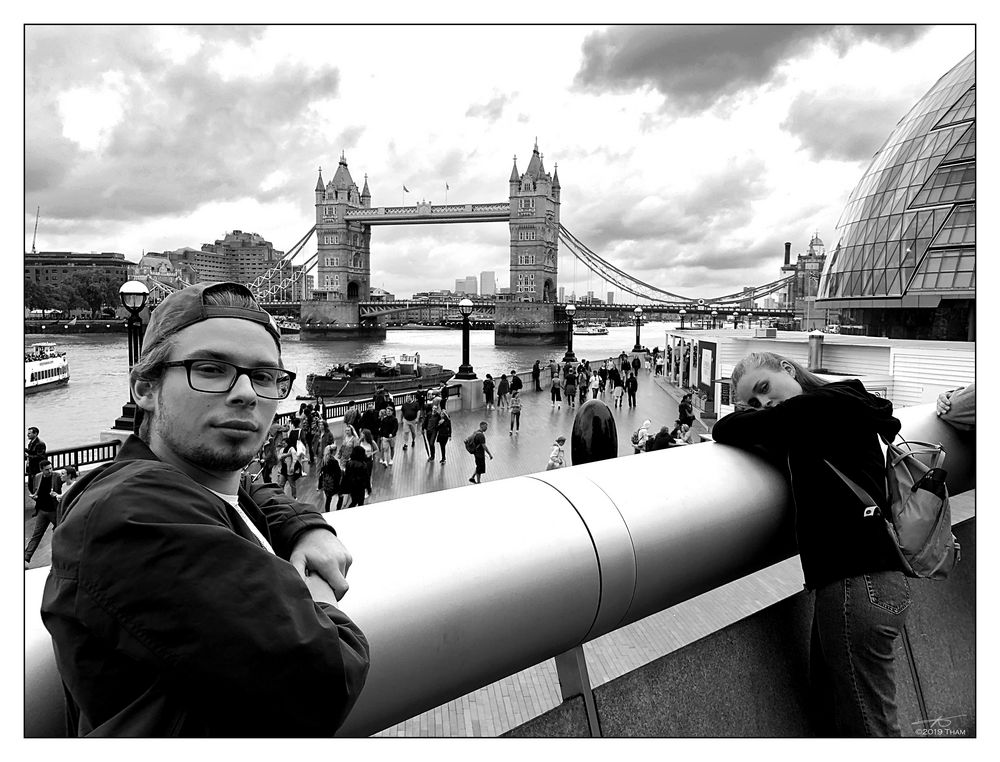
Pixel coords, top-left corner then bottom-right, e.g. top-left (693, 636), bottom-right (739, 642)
top-left (823, 459), bottom-right (882, 518)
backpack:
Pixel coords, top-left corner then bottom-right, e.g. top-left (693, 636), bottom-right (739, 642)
top-left (464, 432), bottom-right (478, 454)
top-left (825, 437), bottom-right (959, 580)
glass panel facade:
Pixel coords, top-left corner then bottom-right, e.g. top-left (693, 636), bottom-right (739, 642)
top-left (819, 52), bottom-right (975, 303)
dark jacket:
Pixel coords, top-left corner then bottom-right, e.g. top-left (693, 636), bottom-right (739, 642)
top-left (510, 375), bottom-right (522, 392)
top-left (712, 379), bottom-right (903, 589)
top-left (319, 458), bottom-right (342, 494)
top-left (645, 431), bottom-right (676, 451)
top-left (40, 436), bottom-right (369, 736)
top-left (341, 447), bottom-right (372, 497)
top-left (625, 375), bottom-right (638, 393)
top-left (497, 378), bottom-right (509, 396)
top-left (401, 399), bottom-right (419, 422)
top-left (379, 414), bottom-right (399, 439)
top-left (437, 414), bottom-right (452, 442)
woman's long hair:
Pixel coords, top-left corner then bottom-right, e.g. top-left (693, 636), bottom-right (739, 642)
top-left (731, 352), bottom-right (828, 398)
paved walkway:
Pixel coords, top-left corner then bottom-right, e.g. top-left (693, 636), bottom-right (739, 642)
top-left (23, 374), bottom-right (972, 736)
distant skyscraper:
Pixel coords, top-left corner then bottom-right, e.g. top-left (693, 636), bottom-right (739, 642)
top-left (607, 291), bottom-right (614, 304)
top-left (480, 271), bottom-right (497, 296)
top-left (455, 275), bottom-right (478, 295)
top-left (558, 286), bottom-right (565, 303)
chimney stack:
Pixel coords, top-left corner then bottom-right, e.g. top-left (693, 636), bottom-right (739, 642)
top-left (784, 242), bottom-right (791, 266)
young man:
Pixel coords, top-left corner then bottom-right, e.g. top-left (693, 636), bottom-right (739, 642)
top-left (468, 421), bottom-right (493, 484)
top-left (25, 426), bottom-right (47, 484)
top-left (24, 459), bottom-right (62, 567)
top-left (40, 282), bottom-right (369, 736)
top-left (400, 393), bottom-right (421, 450)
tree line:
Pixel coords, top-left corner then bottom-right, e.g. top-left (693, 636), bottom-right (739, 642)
top-left (24, 273), bottom-right (124, 318)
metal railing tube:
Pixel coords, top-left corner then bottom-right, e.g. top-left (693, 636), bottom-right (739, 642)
top-left (23, 404), bottom-right (973, 738)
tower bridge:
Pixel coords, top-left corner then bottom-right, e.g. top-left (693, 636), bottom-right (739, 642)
top-left (246, 141), bottom-right (797, 342)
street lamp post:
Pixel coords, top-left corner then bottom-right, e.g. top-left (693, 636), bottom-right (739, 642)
top-left (679, 308), bottom-right (686, 330)
top-left (112, 280), bottom-right (150, 431)
top-left (731, 312), bottom-right (739, 329)
top-left (455, 298), bottom-right (477, 379)
top-left (632, 307), bottom-right (643, 351)
top-left (562, 303), bottom-right (577, 363)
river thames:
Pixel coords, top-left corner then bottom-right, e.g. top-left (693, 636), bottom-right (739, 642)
top-left (25, 323), bottom-right (675, 449)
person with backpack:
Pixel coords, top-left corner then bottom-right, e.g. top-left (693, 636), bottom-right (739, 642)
top-left (564, 369), bottom-right (577, 410)
top-left (611, 371), bottom-right (625, 409)
top-left (436, 408), bottom-right (453, 464)
top-left (712, 351), bottom-right (909, 737)
top-left (466, 421), bottom-right (493, 484)
top-left (280, 429), bottom-right (308, 498)
top-left (509, 390), bottom-right (522, 435)
top-left (632, 419), bottom-right (652, 453)
top-left (550, 370), bottom-right (562, 409)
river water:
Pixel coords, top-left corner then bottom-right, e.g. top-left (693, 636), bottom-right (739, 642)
top-left (25, 323), bottom-right (673, 449)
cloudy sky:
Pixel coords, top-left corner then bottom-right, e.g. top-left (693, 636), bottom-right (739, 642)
top-left (24, 23), bottom-right (974, 300)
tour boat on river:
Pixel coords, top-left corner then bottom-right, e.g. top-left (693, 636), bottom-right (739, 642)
top-left (306, 353), bottom-right (455, 398)
top-left (25, 342), bottom-right (70, 393)
top-left (573, 321), bottom-right (609, 335)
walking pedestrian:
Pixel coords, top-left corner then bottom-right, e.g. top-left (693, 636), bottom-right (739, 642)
top-left (25, 426), bottom-right (47, 485)
top-left (280, 429), bottom-right (308, 498)
top-left (546, 436), bottom-right (567, 470)
top-left (437, 408), bottom-right (452, 464)
top-left (340, 446), bottom-right (371, 508)
top-left (300, 406), bottom-right (316, 465)
top-left (483, 374), bottom-right (495, 410)
top-left (315, 418), bottom-right (334, 470)
top-left (713, 351), bottom-right (910, 737)
top-left (548, 359), bottom-right (558, 386)
top-left (631, 355), bottom-right (642, 378)
top-left (439, 382), bottom-right (450, 411)
top-left (565, 369), bottom-right (577, 410)
top-left (550, 371), bottom-right (562, 408)
top-left (467, 421), bottom-right (493, 484)
top-left (318, 445), bottom-right (343, 512)
top-left (509, 390), bottom-right (522, 434)
top-left (626, 371), bottom-right (638, 409)
top-left (400, 394), bottom-right (421, 450)
top-left (24, 459), bottom-right (62, 566)
top-left (342, 400), bottom-right (361, 434)
top-left (612, 373), bottom-right (625, 409)
top-left (358, 429), bottom-right (377, 482)
top-left (378, 407), bottom-right (398, 467)
top-left (337, 424), bottom-right (359, 472)
top-left (259, 424), bottom-right (280, 483)
top-left (589, 369), bottom-right (600, 398)
top-left (497, 374), bottom-right (510, 410)
top-left (422, 403), bottom-right (441, 462)
top-left (532, 360), bottom-right (542, 391)
top-left (598, 362), bottom-right (609, 394)
top-left (510, 371), bottom-right (523, 396)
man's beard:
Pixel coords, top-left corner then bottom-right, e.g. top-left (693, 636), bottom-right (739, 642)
top-left (151, 392), bottom-right (266, 473)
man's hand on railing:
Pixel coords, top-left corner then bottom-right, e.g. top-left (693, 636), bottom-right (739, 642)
top-left (290, 528), bottom-right (354, 601)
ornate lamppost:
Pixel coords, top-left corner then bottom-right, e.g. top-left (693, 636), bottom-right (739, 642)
top-left (455, 298), bottom-right (477, 379)
top-left (112, 280), bottom-right (150, 431)
top-left (632, 306), bottom-right (644, 351)
top-left (562, 302), bottom-right (577, 363)
top-left (679, 308), bottom-right (686, 330)
top-left (731, 311), bottom-right (739, 329)
top-left (747, 312), bottom-right (754, 329)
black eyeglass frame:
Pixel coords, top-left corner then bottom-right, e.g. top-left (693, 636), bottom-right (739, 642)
top-left (162, 359), bottom-right (296, 400)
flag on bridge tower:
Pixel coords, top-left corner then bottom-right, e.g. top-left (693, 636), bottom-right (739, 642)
top-left (446, 182), bottom-right (449, 191)
top-left (403, 185), bottom-right (410, 192)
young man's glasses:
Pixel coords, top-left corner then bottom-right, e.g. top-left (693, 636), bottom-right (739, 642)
top-left (163, 359), bottom-right (296, 399)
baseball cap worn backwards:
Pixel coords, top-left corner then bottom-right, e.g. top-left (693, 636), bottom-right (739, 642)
top-left (142, 282), bottom-right (281, 352)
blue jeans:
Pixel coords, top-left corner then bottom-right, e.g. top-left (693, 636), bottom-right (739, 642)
top-left (811, 571), bottom-right (911, 736)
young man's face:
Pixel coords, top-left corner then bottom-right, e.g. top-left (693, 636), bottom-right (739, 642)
top-left (27, 429), bottom-right (38, 441)
top-left (137, 318), bottom-right (280, 477)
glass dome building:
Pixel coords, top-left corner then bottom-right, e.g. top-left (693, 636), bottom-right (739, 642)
top-left (817, 51), bottom-right (975, 340)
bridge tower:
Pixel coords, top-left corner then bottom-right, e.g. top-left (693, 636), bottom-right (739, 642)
top-left (314, 153), bottom-right (372, 302)
top-left (301, 154), bottom-right (384, 340)
top-left (508, 141), bottom-right (560, 302)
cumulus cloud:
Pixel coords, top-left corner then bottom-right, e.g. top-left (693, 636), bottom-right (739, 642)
top-left (574, 24), bottom-right (931, 114)
top-left (466, 93), bottom-right (510, 121)
top-left (25, 26), bottom-right (340, 224)
top-left (781, 91), bottom-right (912, 162)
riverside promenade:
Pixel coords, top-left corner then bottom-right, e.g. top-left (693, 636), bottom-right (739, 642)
top-left (22, 372), bottom-right (975, 737)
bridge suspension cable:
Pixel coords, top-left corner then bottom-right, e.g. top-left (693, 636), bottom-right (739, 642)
top-left (247, 225), bottom-right (317, 302)
top-left (557, 224), bottom-right (796, 305)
